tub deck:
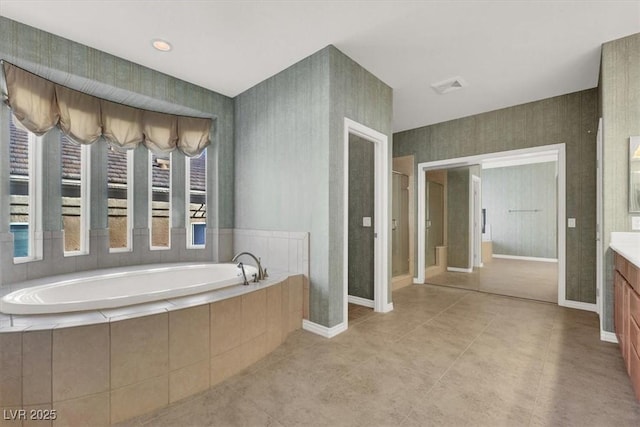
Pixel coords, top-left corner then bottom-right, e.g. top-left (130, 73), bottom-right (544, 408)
top-left (0, 266), bottom-right (290, 332)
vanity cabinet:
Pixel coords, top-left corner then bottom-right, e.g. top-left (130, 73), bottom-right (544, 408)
top-left (613, 251), bottom-right (640, 401)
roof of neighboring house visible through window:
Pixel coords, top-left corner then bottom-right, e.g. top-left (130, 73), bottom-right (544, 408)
top-left (9, 119), bottom-right (206, 192)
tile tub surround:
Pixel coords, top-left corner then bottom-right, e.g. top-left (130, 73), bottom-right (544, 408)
top-left (232, 229), bottom-right (309, 277)
top-left (0, 275), bottom-right (304, 426)
top-left (232, 229), bottom-right (310, 321)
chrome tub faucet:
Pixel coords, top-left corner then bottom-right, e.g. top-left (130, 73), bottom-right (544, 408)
top-left (232, 252), bottom-right (268, 282)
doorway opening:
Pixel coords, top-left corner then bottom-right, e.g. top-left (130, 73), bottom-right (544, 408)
top-left (343, 118), bottom-right (391, 331)
top-left (391, 155), bottom-right (415, 291)
top-left (415, 144), bottom-right (592, 309)
top-left (425, 171), bottom-right (447, 277)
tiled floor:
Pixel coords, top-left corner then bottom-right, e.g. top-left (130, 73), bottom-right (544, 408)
top-left (348, 303), bottom-right (374, 324)
top-left (119, 285), bottom-right (640, 427)
top-left (426, 258), bottom-right (558, 303)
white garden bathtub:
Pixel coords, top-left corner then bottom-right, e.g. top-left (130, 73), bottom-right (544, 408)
top-left (0, 262), bottom-right (258, 315)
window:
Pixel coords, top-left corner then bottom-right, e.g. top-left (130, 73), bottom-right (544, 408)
top-left (61, 134), bottom-right (90, 255)
top-left (108, 147), bottom-right (133, 252)
top-left (9, 224), bottom-right (29, 258)
top-left (186, 149), bottom-right (207, 248)
top-left (149, 153), bottom-right (171, 249)
top-left (8, 115), bottom-right (42, 261)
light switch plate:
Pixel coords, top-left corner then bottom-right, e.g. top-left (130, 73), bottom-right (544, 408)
top-left (632, 216), bottom-right (640, 230)
top-left (568, 218), bottom-right (576, 228)
top-left (362, 217), bottom-right (372, 227)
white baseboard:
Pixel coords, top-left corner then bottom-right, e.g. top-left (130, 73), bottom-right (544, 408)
top-left (413, 277), bottom-right (423, 284)
top-left (559, 300), bottom-right (598, 313)
top-left (447, 267), bottom-right (473, 273)
top-left (382, 302), bottom-right (394, 313)
top-left (600, 330), bottom-right (618, 344)
top-left (493, 254), bottom-right (558, 263)
top-left (302, 319), bottom-right (347, 338)
top-left (392, 275), bottom-right (414, 290)
top-left (348, 295), bottom-right (374, 308)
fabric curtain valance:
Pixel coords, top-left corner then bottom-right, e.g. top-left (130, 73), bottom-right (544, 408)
top-left (1, 62), bottom-right (211, 156)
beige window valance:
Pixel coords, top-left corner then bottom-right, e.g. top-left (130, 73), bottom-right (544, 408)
top-left (1, 62), bottom-right (211, 156)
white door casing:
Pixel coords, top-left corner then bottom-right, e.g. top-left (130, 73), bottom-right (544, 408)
top-left (343, 118), bottom-right (391, 321)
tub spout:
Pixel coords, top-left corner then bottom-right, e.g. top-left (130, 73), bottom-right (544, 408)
top-left (231, 252), bottom-right (267, 281)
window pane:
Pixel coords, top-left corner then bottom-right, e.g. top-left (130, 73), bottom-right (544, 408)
top-left (9, 116), bottom-right (30, 258)
top-left (150, 153), bottom-right (171, 248)
top-left (108, 148), bottom-right (130, 249)
top-left (188, 150), bottom-right (206, 246)
top-left (61, 134), bottom-right (83, 252)
top-left (10, 224), bottom-right (29, 257)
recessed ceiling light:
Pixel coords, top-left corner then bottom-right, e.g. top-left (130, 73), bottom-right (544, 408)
top-left (152, 39), bottom-right (172, 52)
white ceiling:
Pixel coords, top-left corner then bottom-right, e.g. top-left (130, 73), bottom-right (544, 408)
top-left (1, 1), bottom-right (639, 132)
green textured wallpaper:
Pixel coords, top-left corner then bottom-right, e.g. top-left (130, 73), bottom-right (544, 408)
top-left (235, 45), bottom-right (392, 327)
top-left (0, 17), bottom-right (234, 286)
top-left (483, 162), bottom-right (557, 258)
top-left (348, 135), bottom-right (375, 300)
top-left (234, 47), bottom-right (333, 326)
top-left (328, 46), bottom-right (394, 311)
top-left (446, 167), bottom-right (470, 269)
top-left (601, 32), bottom-right (640, 332)
top-left (0, 16), bottom-right (235, 231)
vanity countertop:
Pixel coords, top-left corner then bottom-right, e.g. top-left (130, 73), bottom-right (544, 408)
top-left (610, 232), bottom-right (640, 269)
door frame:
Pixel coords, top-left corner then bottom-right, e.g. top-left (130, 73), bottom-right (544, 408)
top-left (415, 143), bottom-right (594, 311)
top-left (343, 118), bottom-right (391, 328)
top-left (596, 118), bottom-right (610, 340)
top-left (471, 175), bottom-right (482, 268)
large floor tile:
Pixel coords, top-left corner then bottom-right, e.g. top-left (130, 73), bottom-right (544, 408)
top-left (314, 355), bottom-right (435, 426)
top-left (410, 373), bottom-right (534, 427)
top-left (348, 311), bottom-right (427, 337)
top-left (530, 385), bottom-right (640, 427)
top-left (539, 354), bottom-right (636, 405)
top-left (116, 385), bottom-right (282, 427)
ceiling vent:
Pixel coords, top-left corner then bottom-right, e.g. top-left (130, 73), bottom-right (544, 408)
top-left (431, 76), bottom-right (467, 94)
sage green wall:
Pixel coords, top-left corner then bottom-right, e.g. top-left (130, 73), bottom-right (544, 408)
top-left (483, 162), bottom-right (557, 258)
top-left (235, 45), bottom-right (392, 327)
top-left (394, 89), bottom-right (598, 304)
top-left (90, 142), bottom-right (108, 229)
top-left (0, 107), bottom-right (7, 232)
top-left (133, 145), bottom-right (149, 229)
top-left (42, 129), bottom-right (63, 231)
top-left (0, 17), bottom-right (234, 287)
top-left (447, 167), bottom-right (470, 269)
top-left (348, 135), bottom-right (374, 300)
top-left (601, 32), bottom-right (640, 332)
top-left (171, 151), bottom-right (187, 229)
top-left (328, 47), bottom-right (394, 311)
top-left (235, 47), bottom-right (332, 325)
top-left (0, 16), bottom-right (234, 230)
